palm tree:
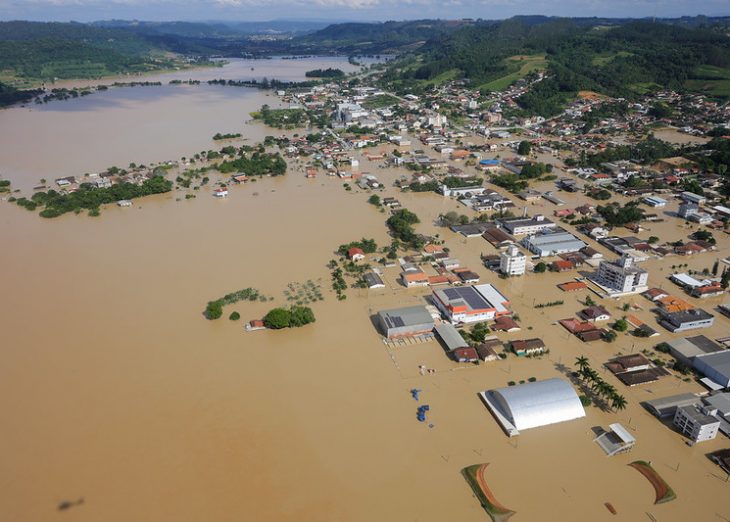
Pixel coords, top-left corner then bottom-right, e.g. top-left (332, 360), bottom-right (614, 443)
top-left (575, 356), bottom-right (589, 372)
top-left (597, 381), bottom-right (613, 400)
top-left (611, 395), bottom-right (628, 412)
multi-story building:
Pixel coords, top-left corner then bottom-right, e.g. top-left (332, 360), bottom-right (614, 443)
top-left (592, 254), bottom-right (649, 296)
top-left (673, 405), bottom-right (720, 443)
top-left (499, 245), bottom-right (526, 276)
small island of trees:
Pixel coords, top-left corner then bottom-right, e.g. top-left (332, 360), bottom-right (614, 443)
top-left (305, 68), bottom-right (345, 78)
top-left (263, 306), bottom-right (316, 329)
top-left (18, 175), bottom-right (172, 218)
top-left (213, 132), bottom-right (242, 140)
top-left (216, 149), bottom-right (287, 177)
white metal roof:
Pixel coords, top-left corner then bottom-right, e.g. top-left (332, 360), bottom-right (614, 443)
top-left (489, 378), bottom-right (585, 431)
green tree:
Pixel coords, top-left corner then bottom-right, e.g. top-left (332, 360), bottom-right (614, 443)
top-left (290, 305), bottom-right (316, 327)
top-left (612, 318), bottom-right (629, 332)
top-left (205, 300), bottom-right (223, 320)
top-left (604, 330), bottom-right (617, 343)
top-left (368, 194), bottom-right (381, 206)
top-left (611, 395), bottom-right (628, 412)
top-left (534, 262), bottom-right (547, 273)
top-left (721, 268), bottom-right (729, 290)
top-left (229, 311), bottom-right (241, 321)
top-left (518, 140), bottom-right (532, 156)
top-left (263, 308), bottom-right (292, 329)
top-left (575, 356), bottom-right (589, 372)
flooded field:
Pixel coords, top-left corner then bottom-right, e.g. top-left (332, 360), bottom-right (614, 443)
top-left (1, 79), bottom-right (730, 521)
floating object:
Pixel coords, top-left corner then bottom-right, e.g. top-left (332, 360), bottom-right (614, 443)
top-left (410, 388), bottom-right (421, 401)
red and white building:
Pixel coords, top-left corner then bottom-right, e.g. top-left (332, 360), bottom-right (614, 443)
top-left (432, 284), bottom-right (511, 324)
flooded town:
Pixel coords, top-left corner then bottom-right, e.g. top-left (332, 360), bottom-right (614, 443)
top-left (2, 16), bottom-right (730, 522)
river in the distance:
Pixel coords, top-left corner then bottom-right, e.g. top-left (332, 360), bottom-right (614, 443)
top-left (0, 56), bottom-right (370, 191)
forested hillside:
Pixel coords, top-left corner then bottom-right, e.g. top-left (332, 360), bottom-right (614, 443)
top-left (0, 21), bottom-right (176, 80)
top-left (380, 17), bottom-right (730, 116)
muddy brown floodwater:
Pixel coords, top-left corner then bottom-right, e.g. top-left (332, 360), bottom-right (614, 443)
top-left (1, 71), bottom-right (730, 522)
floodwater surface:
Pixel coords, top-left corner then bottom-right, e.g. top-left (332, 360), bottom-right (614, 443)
top-left (1, 61), bottom-right (730, 522)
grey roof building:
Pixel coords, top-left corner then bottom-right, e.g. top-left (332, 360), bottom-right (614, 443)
top-left (693, 351), bottom-right (730, 388)
top-left (498, 215), bottom-right (556, 236)
top-left (658, 308), bottom-right (715, 333)
top-left (377, 306), bottom-right (435, 339)
top-left (434, 323), bottom-right (469, 351)
top-left (521, 230), bottom-right (587, 258)
top-left (364, 272), bottom-right (385, 289)
top-left (643, 393), bottom-right (703, 418)
top-left (667, 335), bottom-right (725, 365)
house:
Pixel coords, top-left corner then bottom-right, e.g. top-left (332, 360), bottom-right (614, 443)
top-left (423, 244), bottom-right (445, 256)
top-left (363, 272), bottom-right (385, 289)
top-left (552, 260), bottom-right (575, 272)
top-left (453, 347), bottom-right (480, 363)
top-left (691, 283), bottom-right (725, 299)
top-left (348, 247), bottom-right (366, 261)
top-left (493, 316), bottom-right (521, 332)
top-left (605, 354), bottom-right (669, 386)
top-left (559, 318), bottom-right (602, 334)
top-left (558, 281), bottom-right (588, 292)
top-left (643, 288), bottom-right (669, 302)
top-left (457, 270), bottom-right (481, 284)
top-left (483, 227), bottom-right (515, 248)
top-left (511, 338), bottom-right (546, 356)
top-left (577, 329), bottom-right (606, 342)
top-left (213, 187), bottom-right (228, 197)
top-left (658, 308), bottom-right (715, 333)
top-left (439, 258), bottom-right (461, 270)
top-left (401, 270), bottom-right (430, 287)
top-left (245, 319), bottom-right (266, 332)
top-left (580, 306), bottom-right (612, 322)
top-left (476, 339), bottom-right (502, 361)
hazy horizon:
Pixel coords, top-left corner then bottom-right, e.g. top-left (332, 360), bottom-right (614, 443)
top-left (1, 0), bottom-right (729, 24)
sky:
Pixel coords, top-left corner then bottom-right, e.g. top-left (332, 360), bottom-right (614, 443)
top-left (0, 0), bottom-right (728, 23)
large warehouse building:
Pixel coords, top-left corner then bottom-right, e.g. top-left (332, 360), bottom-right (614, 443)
top-left (479, 378), bottom-right (586, 436)
top-left (377, 305), bottom-right (435, 339)
top-left (432, 284), bottom-right (511, 324)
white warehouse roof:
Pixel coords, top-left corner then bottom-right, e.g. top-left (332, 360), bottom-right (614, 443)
top-left (481, 378), bottom-right (585, 434)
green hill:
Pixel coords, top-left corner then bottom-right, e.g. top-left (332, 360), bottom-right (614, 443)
top-left (0, 21), bottom-right (177, 81)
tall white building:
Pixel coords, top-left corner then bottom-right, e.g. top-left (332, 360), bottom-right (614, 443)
top-left (500, 245), bottom-right (526, 276)
top-left (673, 405), bottom-right (720, 443)
top-left (592, 254), bottom-right (649, 296)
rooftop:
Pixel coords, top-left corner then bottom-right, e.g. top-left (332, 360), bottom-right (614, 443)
top-left (378, 306), bottom-right (434, 330)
